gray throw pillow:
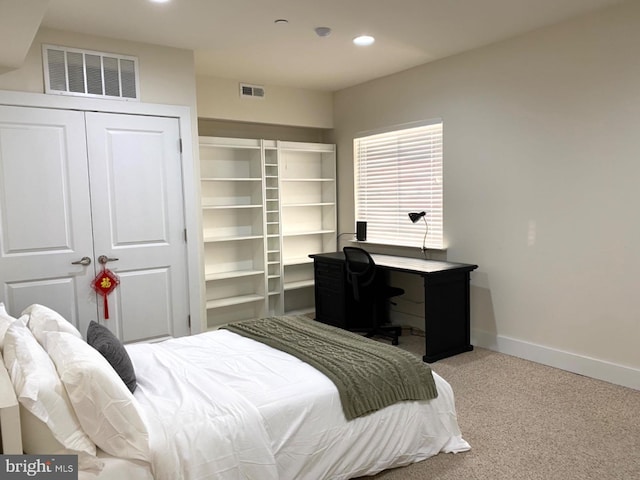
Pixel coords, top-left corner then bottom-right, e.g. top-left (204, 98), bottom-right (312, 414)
top-left (86, 321), bottom-right (137, 393)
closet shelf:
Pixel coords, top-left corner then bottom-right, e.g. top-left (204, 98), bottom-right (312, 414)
top-left (203, 234), bottom-right (263, 243)
top-left (201, 177), bottom-right (261, 182)
top-left (282, 202), bottom-right (335, 207)
top-left (282, 230), bottom-right (335, 237)
top-left (284, 280), bottom-right (315, 291)
top-left (281, 178), bottom-right (334, 182)
top-left (205, 269), bottom-right (265, 281)
top-left (202, 204), bottom-right (262, 209)
top-left (283, 257), bottom-right (314, 266)
top-left (206, 294), bottom-right (264, 309)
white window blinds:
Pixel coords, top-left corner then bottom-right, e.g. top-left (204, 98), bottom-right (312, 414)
top-left (354, 121), bottom-right (443, 249)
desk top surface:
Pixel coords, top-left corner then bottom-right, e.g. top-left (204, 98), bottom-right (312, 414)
top-left (310, 252), bottom-right (478, 275)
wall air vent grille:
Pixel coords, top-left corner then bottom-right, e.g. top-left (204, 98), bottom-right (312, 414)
top-left (239, 83), bottom-right (265, 99)
top-left (43, 44), bottom-right (140, 101)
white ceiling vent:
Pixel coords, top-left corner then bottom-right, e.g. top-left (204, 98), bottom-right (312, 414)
top-left (43, 44), bottom-right (140, 101)
top-left (239, 83), bottom-right (265, 99)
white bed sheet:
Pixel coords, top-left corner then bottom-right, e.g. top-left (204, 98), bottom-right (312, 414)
top-left (127, 330), bottom-right (470, 480)
top-left (78, 450), bottom-right (153, 480)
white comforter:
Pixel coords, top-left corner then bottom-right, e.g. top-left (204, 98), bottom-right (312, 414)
top-left (127, 330), bottom-right (469, 480)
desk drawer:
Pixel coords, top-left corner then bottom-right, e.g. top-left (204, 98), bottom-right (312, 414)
top-left (316, 291), bottom-right (345, 327)
top-left (314, 259), bottom-right (346, 327)
top-left (315, 262), bottom-right (344, 289)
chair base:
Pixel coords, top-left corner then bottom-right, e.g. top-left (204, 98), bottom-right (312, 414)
top-left (364, 325), bottom-right (402, 346)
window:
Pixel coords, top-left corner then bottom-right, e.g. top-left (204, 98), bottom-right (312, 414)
top-left (354, 121), bottom-right (443, 249)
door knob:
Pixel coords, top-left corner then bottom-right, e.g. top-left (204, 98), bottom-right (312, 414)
top-left (71, 256), bottom-right (92, 266)
top-left (98, 255), bottom-right (119, 265)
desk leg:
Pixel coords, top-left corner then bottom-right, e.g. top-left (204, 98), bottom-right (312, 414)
top-left (422, 271), bottom-right (474, 363)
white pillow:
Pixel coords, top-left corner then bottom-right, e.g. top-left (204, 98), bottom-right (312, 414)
top-left (0, 302), bottom-right (17, 350)
top-left (2, 322), bottom-right (97, 457)
top-left (22, 304), bottom-right (82, 346)
top-left (46, 331), bottom-right (150, 463)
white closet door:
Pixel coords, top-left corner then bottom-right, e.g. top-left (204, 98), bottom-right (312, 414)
top-left (0, 106), bottom-right (96, 328)
top-left (85, 112), bottom-right (190, 342)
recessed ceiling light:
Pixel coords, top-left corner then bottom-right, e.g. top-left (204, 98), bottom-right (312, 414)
top-left (353, 35), bottom-right (375, 46)
top-left (274, 19), bottom-right (289, 24)
top-left (149, 0), bottom-right (171, 3)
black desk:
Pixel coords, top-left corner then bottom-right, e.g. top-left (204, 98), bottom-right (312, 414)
top-left (309, 252), bottom-right (478, 363)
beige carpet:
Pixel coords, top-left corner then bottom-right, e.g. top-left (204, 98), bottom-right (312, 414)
top-left (357, 333), bottom-right (640, 480)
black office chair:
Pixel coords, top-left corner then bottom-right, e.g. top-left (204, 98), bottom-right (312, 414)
top-left (343, 247), bottom-right (403, 345)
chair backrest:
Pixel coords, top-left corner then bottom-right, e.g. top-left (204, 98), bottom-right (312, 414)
top-left (343, 247), bottom-right (377, 301)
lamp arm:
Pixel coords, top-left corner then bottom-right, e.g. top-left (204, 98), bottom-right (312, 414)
top-left (421, 217), bottom-right (429, 257)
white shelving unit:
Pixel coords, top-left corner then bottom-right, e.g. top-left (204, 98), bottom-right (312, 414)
top-left (279, 141), bottom-right (336, 315)
top-left (199, 137), bottom-right (336, 329)
top-left (200, 137), bottom-right (269, 328)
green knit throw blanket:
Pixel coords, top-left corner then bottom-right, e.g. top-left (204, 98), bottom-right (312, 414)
top-left (222, 315), bottom-right (438, 420)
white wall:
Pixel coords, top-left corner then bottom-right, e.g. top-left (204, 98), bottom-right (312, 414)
top-left (196, 74), bottom-right (333, 128)
top-left (0, 27), bottom-right (197, 109)
top-left (333, 0), bottom-right (640, 388)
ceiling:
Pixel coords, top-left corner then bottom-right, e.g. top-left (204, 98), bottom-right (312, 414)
top-left (2, 0), bottom-right (628, 92)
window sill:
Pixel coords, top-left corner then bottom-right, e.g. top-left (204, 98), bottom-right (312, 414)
top-left (346, 238), bottom-right (447, 252)
top-left (345, 239), bottom-right (448, 261)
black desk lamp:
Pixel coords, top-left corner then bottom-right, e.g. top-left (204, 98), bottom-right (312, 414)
top-left (408, 211), bottom-right (428, 256)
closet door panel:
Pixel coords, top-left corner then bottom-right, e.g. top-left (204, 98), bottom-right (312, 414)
top-left (105, 128), bottom-right (169, 245)
top-left (85, 112), bottom-right (189, 342)
top-left (1, 125), bottom-right (74, 251)
top-left (116, 267), bottom-right (173, 342)
top-left (0, 106), bottom-right (96, 328)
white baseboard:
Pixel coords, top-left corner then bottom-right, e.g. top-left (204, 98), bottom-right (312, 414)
top-left (472, 329), bottom-right (640, 391)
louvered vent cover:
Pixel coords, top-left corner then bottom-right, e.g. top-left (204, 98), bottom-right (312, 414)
top-left (43, 44), bottom-right (140, 101)
top-left (239, 83), bottom-right (265, 99)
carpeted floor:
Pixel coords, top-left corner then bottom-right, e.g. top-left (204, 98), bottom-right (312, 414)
top-left (358, 333), bottom-right (640, 480)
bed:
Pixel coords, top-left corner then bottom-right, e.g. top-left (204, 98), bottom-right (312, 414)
top-left (0, 303), bottom-right (470, 479)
